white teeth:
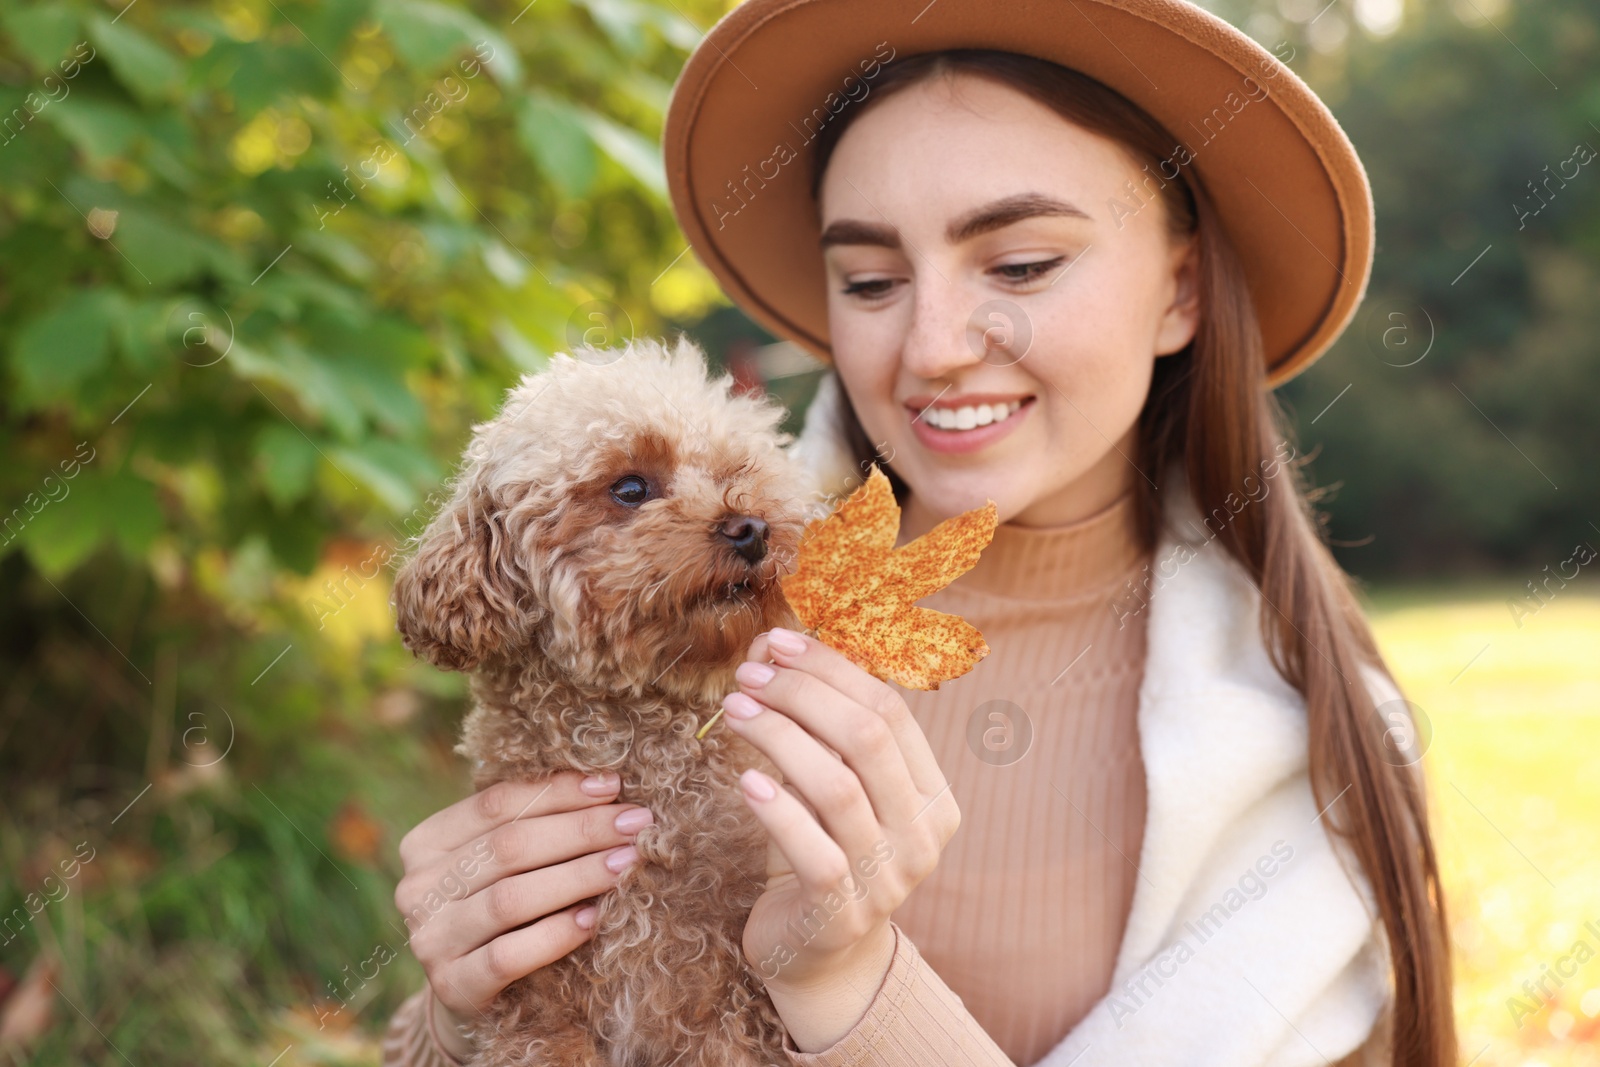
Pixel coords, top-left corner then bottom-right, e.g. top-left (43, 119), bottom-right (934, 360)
top-left (923, 399), bottom-right (1022, 430)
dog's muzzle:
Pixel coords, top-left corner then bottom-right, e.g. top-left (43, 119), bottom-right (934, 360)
top-left (718, 513), bottom-right (768, 564)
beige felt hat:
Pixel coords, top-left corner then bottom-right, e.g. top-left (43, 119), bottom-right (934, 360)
top-left (663, 0), bottom-right (1374, 387)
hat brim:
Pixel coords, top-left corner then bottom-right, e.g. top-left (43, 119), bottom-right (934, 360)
top-left (664, 0), bottom-right (1373, 388)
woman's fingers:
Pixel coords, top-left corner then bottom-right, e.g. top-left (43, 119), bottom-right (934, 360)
top-left (398, 797), bottom-right (653, 966)
top-left (751, 629), bottom-right (951, 803)
top-left (441, 800), bottom-right (648, 887)
top-left (395, 772), bottom-right (663, 1021)
top-left (432, 900), bottom-right (600, 1017)
top-left (736, 767), bottom-right (860, 901)
top-left (400, 770), bottom-right (622, 861)
top-left (748, 629), bottom-right (890, 719)
top-left (406, 799), bottom-right (649, 953)
top-left (734, 629), bottom-right (961, 891)
top-left (728, 644), bottom-right (926, 832)
top-left (398, 800), bottom-right (644, 934)
top-left (440, 845), bottom-right (641, 958)
top-left (723, 689), bottom-right (903, 869)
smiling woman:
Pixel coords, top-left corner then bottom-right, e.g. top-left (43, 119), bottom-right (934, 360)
top-left (652, 11), bottom-right (1453, 1066)
top-left (727, 48), bottom-right (1453, 1067)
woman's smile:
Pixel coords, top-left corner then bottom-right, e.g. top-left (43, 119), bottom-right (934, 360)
top-left (904, 394), bottom-right (1038, 454)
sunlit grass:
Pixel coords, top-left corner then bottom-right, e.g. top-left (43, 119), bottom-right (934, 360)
top-left (1366, 588), bottom-right (1600, 1065)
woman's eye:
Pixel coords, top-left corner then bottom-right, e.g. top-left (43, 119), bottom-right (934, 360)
top-left (841, 257), bottom-right (1070, 301)
top-left (840, 277), bottom-right (896, 301)
top-left (991, 256), bottom-right (1068, 285)
top-left (610, 474), bottom-right (650, 506)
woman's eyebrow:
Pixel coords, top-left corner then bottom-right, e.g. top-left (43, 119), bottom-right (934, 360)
top-left (948, 193), bottom-right (1093, 242)
top-left (820, 192), bottom-right (1092, 251)
top-left (818, 218), bottom-right (900, 251)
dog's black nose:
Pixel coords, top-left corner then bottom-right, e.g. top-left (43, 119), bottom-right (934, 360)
top-left (720, 514), bottom-right (769, 563)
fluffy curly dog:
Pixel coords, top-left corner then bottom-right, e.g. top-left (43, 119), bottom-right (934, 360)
top-left (393, 335), bottom-right (820, 1067)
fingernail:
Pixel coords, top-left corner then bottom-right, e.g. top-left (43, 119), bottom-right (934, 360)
top-left (614, 807), bottom-right (653, 833)
top-left (723, 692), bottom-right (765, 720)
top-left (768, 628), bottom-right (806, 656)
top-left (606, 845), bottom-right (639, 873)
top-left (575, 905), bottom-right (598, 929)
top-left (741, 768), bottom-right (778, 801)
top-left (581, 773), bottom-right (620, 795)
top-left (736, 661), bottom-right (776, 687)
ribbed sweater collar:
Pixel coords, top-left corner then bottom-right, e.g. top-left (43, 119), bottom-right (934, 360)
top-left (903, 488), bottom-right (1145, 602)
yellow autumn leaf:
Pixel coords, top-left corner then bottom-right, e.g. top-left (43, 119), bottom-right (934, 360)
top-left (779, 465), bottom-right (996, 691)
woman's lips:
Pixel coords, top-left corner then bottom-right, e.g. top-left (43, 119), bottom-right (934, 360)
top-left (906, 396), bottom-right (1036, 454)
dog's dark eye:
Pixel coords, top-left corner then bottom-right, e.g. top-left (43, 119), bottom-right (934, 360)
top-left (610, 474), bottom-right (651, 507)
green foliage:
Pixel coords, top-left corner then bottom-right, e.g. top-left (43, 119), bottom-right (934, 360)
top-left (0, 0), bottom-right (729, 1060)
top-left (11, 287), bottom-right (122, 404)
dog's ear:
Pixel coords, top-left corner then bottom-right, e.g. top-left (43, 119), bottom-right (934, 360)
top-left (392, 484), bottom-right (535, 672)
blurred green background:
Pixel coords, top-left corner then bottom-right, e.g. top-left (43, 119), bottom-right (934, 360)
top-left (0, 0), bottom-right (1596, 1063)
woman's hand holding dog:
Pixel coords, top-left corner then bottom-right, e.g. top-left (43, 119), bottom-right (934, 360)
top-left (394, 771), bottom-right (652, 1059)
top-left (720, 626), bottom-right (962, 1053)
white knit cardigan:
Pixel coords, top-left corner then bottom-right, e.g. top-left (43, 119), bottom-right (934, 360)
top-left (785, 370), bottom-right (1396, 1067)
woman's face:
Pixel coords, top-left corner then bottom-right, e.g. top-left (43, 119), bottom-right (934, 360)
top-left (818, 72), bottom-right (1200, 533)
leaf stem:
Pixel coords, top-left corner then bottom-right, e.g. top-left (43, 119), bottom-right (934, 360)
top-left (695, 705), bottom-right (726, 740)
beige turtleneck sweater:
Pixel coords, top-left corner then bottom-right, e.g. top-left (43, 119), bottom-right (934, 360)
top-left (383, 490), bottom-right (1151, 1067)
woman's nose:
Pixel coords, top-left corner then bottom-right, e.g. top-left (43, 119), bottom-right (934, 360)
top-left (899, 279), bottom-right (1033, 379)
top-left (899, 278), bottom-right (991, 381)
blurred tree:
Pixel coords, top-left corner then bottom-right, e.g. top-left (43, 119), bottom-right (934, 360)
top-left (0, 0), bottom-right (732, 1061)
top-left (1218, 0), bottom-right (1600, 575)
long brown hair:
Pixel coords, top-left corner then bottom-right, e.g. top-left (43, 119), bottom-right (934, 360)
top-left (808, 50), bottom-right (1455, 1067)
